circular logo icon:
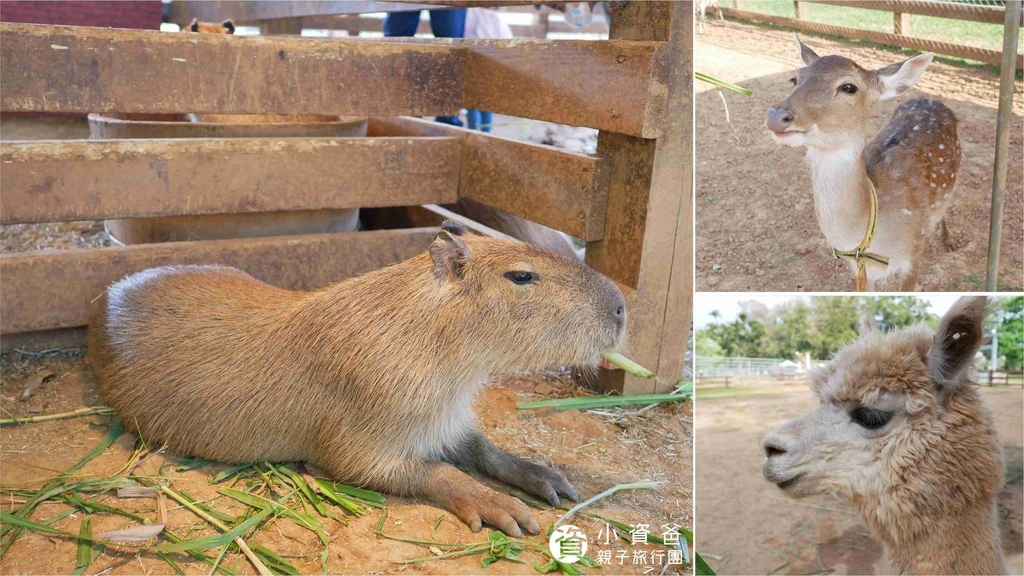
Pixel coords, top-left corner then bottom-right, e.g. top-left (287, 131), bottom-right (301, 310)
top-left (549, 524), bottom-right (588, 564)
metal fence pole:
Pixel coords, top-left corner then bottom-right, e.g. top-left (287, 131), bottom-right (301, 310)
top-left (985, 0), bottom-right (1022, 291)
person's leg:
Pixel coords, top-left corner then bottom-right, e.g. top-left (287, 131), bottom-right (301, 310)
top-left (383, 11), bottom-right (422, 37)
top-left (427, 9), bottom-right (466, 38)
top-left (478, 111), bottom-right (493, 133)
top-left (428, 9), bottom-right (467, 125)
top-left (466, 109), bottom-right (480, 130)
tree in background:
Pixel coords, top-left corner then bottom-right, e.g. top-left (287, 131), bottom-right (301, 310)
top-left (862, 296), bottom-right (937, 332)
top-left (700, 296), bottom-right (938, 360)
top-left (987, 296), bottom-right (1023, 372)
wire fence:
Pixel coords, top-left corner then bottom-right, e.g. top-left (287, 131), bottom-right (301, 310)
top-left (695, 356), bottom-right (817, 387)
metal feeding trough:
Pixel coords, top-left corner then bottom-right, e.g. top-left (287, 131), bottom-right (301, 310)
top-left (88, 113), bottom-right (367, 245)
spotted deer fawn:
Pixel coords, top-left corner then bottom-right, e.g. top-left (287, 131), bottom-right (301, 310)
top-left (766, 36), bottom-right (961, 291)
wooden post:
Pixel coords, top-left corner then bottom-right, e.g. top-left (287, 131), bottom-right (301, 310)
top-left (894, 11), bottom-right (910, 35)
top-left (584, 1), bottom-right (692, 395)
top-left (794, 1), bottom-right (807, 20)
top-left (734, 0), bottom-right (746, 10)
top-left (259, 17), bottom-right (303, 35)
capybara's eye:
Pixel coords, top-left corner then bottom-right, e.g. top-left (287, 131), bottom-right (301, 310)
top-left (840, 83), bottom-right (858, 94)
top-left (849, 406), bottom-right (892, 429)
top-left (504, 271), bottom-right (538, 285)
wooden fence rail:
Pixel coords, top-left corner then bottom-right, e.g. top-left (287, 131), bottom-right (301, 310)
top-left (722, 1), bottom-right (1022, 67)
top-left (1, 137), bottom-right (460, 224)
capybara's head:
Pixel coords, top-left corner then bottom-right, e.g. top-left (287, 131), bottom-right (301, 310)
top-left (187, 18), bottom-right (235, 34)
top-left (427, 220), bottom-right (625, 372)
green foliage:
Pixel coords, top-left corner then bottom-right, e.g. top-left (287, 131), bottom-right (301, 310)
top-left (988, 297), bottom-right (1024, 371)
top-left (701, 296), bottom-right (939, 360)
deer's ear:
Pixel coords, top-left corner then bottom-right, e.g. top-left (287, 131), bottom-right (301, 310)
top-left (189, 18), bottom-right (199, 32)
top-left (928, 296), bottom-right (989, 401)
top-left (794, 34), bottom-right (819, 66)
top-left (876, 53), bottom-right (933, 100)
top-left (429, 228), bottom-right (472, 280)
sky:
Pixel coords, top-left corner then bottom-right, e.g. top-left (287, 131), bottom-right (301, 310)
top-left (694, 294), bottom-right (967, 329)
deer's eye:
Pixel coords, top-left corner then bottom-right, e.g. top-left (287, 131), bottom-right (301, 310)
top-left (850, 407), bottom-right (892, 429)
top-left (840, 83), bottom-right (858, 94)
top-left (789, 77), bottom-right (798, 86)
top-left (504, 271), bottom-right (538, 285)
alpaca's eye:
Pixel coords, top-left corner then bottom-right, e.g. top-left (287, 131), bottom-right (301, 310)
top-left (504, 271), bottom-right (538, 285)
top-left (789, 77), bottom-right (798, 86)
top-left (850, 407), bottom-right (893, 429)
top-left (840, 83), bottom-right (858, 94)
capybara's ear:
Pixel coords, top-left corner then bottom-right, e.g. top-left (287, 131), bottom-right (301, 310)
top-left (928, 296), bottom-right (989, 401)
top-left (440, 219), bottom-right (468, 237)
top-left (857, 311), bottom-right (879, 334)
top-left (222, 19), bottom-right (235, 34)
top-left (429, 229), bottom-right (472, 280)
top-left (189, 18), bottom-right (199, 32)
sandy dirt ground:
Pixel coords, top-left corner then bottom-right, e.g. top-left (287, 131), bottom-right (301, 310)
top-left (0, 354), bottom-right (692, 575)
top-left (695, 382), bottom-right (1023, 575)
top-left (696, 20), bottom-right (1023, 292)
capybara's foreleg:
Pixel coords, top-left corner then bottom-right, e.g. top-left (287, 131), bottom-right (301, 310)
top-left (447, 431), bottom-right (579, 507)
top-left (387, 457), bottom-right (541, 537)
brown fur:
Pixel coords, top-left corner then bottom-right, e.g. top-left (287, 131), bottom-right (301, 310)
top-left (766, 38), bottom-right (960, 290)
top-left (88, 222), bottom-right (625, 536)
top-left (763, 297), bottom-right (1004, 574)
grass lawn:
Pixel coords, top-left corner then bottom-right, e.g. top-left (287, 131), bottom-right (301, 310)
top-left (719, 0), bottom-right (1018, 53)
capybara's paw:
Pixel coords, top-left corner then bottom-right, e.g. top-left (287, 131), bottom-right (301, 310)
top-left (509, 459), bottom-right (579, 507)
top-left (449, 488), bottom-right (540, 538)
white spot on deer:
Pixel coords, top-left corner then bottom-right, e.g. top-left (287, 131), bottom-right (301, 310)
top-left (901, 209), bottom-right (912, 216)
top-left (50, 44), bottom-right (68, 50)
top-left (173, 58), bottom-right (187, 63)
top-left (938, 144), bottom-right (945, 150)
top-left (913, 125), bottom-right (920, 131)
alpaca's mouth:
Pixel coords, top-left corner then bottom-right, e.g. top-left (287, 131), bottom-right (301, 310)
top-left (776, 474), bottom-right (804, 491)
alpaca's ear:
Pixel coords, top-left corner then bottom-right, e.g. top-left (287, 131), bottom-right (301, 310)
top-left (858, 311), bottom-right (879, 334)
top-left (928, 296), bottom-right (989, 400)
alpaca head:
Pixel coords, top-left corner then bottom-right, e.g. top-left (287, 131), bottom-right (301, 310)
top-left (762, 297), bottom-right (1003, 539)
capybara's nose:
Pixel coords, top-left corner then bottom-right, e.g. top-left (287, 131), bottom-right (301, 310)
top-left (763, 433), bottom-right (789, 458)
top-left (765, 108), bottom-right (794, 132)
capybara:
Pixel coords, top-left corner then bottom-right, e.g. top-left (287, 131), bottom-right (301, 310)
top-left (88, 221), bottom-right (626, 536)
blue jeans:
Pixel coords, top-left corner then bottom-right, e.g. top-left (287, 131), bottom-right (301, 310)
top-left (385, 10), bottom-right (466, 127)
top-left (466, 110), bottom-right (493, 133)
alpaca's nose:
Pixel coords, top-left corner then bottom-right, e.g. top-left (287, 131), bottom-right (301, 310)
top-left (765, 108), bottom-right (794, 132)
top-left (763, 434), bottom-right (790, 458)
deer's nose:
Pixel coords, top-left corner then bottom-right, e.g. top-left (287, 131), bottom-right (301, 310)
top-left (765, 108), bottom-right (794, 132)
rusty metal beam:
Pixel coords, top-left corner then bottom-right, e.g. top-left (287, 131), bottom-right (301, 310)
top-left (368, 117), bottom-right (609, 240)
top-left (0, 23), bottom-right (464, 116)
top-left (1, 137), bottom-right (460, 224)
top-left (1, 228), bottom-right (437, 334)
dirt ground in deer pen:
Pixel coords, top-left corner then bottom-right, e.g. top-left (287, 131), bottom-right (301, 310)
top-left (695, 19), bottom-right (1024, 292)
top-left (0, 353), bottom-right (692, 575)
top-left (695, 382), bottom-right (1024, 576)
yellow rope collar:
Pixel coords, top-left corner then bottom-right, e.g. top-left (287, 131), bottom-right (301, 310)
top-left (831, 178), bottom-right (890, 292)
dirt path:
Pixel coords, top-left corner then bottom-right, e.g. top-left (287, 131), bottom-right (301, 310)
top-left (696, 20), bottom-right (1023, 292)
top-left (0, 355), bottom-right (692, 575)
top-left (695, 384), bottom-right (1023, 575)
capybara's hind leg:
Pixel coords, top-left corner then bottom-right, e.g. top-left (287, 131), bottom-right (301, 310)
top-left (447, 431), bottom-right (579, 507)
top-left (382, 457), bottom-right (540, 538)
